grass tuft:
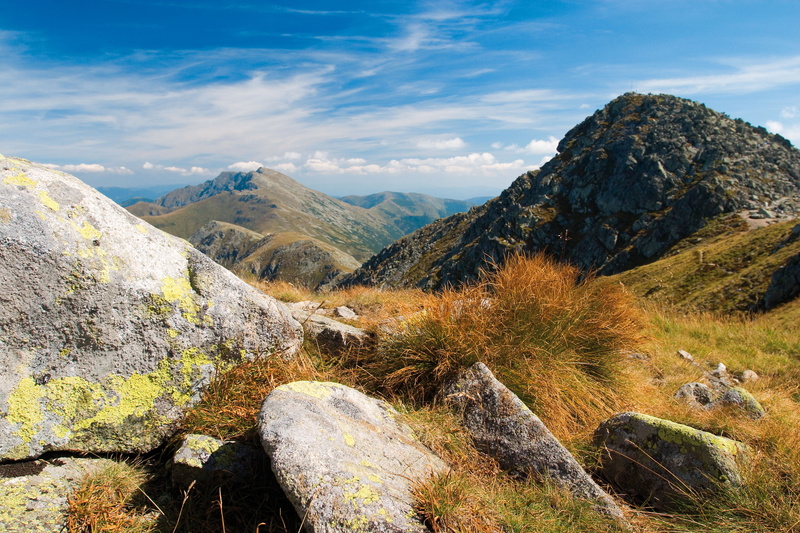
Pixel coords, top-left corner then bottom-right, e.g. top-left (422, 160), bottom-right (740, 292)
top-left (67, 461), bottom-right (155, 533)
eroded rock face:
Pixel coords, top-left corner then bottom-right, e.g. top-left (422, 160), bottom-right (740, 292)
top-left (0, 155), bottom-right (303, 461)
top-left (444, 362), bottom-right (627, 523)
top-left (258, 381), bottom-right (446, 533)
top-left (594, 412), bottom-right (748, 508)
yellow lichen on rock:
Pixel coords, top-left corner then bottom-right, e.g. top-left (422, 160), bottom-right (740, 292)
top-left (281, 381), bottom-right (342, 400)
top-left (161, 276), bottom-right (204, 324)
top-left (4, 172), bottom-right (37, 188)
top-left (6, 376), bottom-right (45, 445)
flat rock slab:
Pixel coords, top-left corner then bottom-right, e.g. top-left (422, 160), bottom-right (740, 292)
top-left (0, 155), bottom-right (303, 461)
top-left (594, 412), bottom-right (748, 508)
top-left (259, 381), bottom-right (447, 533)
top-left (0, 456), bottom-right (115, 533)
top-left (445, 362), bottom-right (627, 524)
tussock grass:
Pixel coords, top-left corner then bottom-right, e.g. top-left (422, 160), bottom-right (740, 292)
top-left (345, 253), bottom-right (646, 438)
top-left (181, 350), bottom-right (324, 441)
top-left (67, 461), bottom-right (155, 533)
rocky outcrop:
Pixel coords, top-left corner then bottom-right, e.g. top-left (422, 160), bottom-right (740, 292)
top-left (258, 381), bottom-right (447, 533)
top-left (762, 251), bottom-right (800, 309)
top-left (445, 363), bottom-right (627, 523)
top-left (0, 155), bottom-right (303, 461)
top-left (594, 412), bottom-right (748, 508)
top-left (340, 93), bottom-right (800, 290)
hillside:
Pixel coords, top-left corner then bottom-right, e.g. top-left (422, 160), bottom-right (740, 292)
top-left (190, 221), bottom-right (361, 288)
top-left (339, 93), bottom-right (800, 290)
top-left (131, 168), bottom-right (400, 262)
top-left (339, 191), bottom-right (477, 234)
top-left (128, 170), bottom-right (478, 287)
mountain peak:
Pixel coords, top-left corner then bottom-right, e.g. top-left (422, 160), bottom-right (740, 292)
top-left (340, 93), bottom-right (800, 290)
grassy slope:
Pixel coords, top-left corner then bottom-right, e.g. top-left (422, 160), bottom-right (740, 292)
top-left (605, 216), bottom-right (800, 314)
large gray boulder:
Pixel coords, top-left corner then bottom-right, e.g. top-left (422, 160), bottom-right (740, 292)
top-left (594, 412), bottom-right (748, 508)
top-left (444, 362), bottom-right (627, 524)
top-left (259, 381), bottom-right (447, 532)
top-left (0, 155), bottom-right (303, 461)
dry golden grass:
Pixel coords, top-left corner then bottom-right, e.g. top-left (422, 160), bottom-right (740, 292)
top-left (342, 253), bottom-right (647, 440)
top-left (67, 461), bottom-right (155, 533)
top-left (180, 350), bottom-right (324, 441)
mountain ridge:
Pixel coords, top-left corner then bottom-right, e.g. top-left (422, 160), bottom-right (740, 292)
top-left (339, 93), bottom-right (800, 290)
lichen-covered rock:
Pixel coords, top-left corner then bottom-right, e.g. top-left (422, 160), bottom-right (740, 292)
top-left (0, 456), bottom-right (115, 532)
top-left (0, 155), bottom-right (303, 462)
top-left (444, 362), bottom-right (627, 524)
top-left (716, 387), bottom-right (766, 419)
top-left (171, 434), bottom-right (265, 489)
top-left (674, 382), bottom-right (715, 407)
top-left (594, 412), bottom-right (748, 508)
top-left (258, 381), bottom-right (446, 533)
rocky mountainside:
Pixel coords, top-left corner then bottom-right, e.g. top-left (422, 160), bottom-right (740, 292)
top-left (340, 93), bottom-right (800, 290)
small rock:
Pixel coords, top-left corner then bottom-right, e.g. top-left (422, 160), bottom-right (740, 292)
top-left (333, 306), bottom-right (359, 320)
top-left (677, 349), bottom-right (694, 362)
top-left (716, 387), bottom-right (766, 419)
top-left (302, 314), bottom-right (373, 354)
top-left (172, 434), bottom-right (265, 489)
top-left (445, 362), bottom-right (628, 524)
top-left (674, 382), bottom-right (715, 407)
top-left (740, 369), bottom-right (759, 382)
top-left (595, 412), bottom-right (748, 509)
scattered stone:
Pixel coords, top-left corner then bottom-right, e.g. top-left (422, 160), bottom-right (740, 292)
top-left (259, 381), bottom-right (446, 533)
top-left (445, 362), bottom-right (628, 524)
top-left (595, 412), bottom-right (748, 508)
top-left (0, 456), bottom-right (115, 533)
top-left (708, 362), bottom-right (738, 390)
top-left (172, 434), bottom-right (265, 489)
top-left (717, 387), bottom-right (766, 419)
top-left (740, 369), bottom-right (759, 383)
top-left (302, 314), bottom-right (373, 354)
top-left (677, 349), bottom-right (694, 362)
top-left (333, 305), bottom-right (359, 320)
top-left (674, 382), bottom-right (715, 407)
top-left (0, 156), bottom-right (303, 462)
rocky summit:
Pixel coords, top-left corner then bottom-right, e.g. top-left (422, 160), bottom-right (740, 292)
top-left (0, 156), bottom-right (303, 462)
top-left (340, 93), bottom-right (800, 290)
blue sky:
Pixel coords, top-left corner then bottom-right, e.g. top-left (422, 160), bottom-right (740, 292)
top-left (2, 0), bottom-right (799, 198)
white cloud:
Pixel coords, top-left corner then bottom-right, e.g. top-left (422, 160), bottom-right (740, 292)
top-left (43, 163), bottom-right (133, 174)
top-left (781, 106), bottom-right (799, 119)
top-left (227, 161), bottom-right (264, 172)
top-left (767, 120), bottom-right (784, 133)
top-left (521, 136), bottom-right (559, 155)
top-left (416, 137), bottom-right (466, 150)
top-left (301, 151), bottom-right (535, 176)
top-left (274, 162), bottom-right (298, 174)
top-left (143, 162), bottom-right (211, 175)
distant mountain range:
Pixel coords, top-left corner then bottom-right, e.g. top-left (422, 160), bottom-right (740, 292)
top-left (125, 169), bottom-right (480, 287)
top-left (338, 93), bottom-right (800, 301)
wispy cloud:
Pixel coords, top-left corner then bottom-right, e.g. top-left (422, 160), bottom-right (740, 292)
top-left (637, 56), bottom-right (800, 95)
top-left (43, 163), bottom-right (133, 174)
